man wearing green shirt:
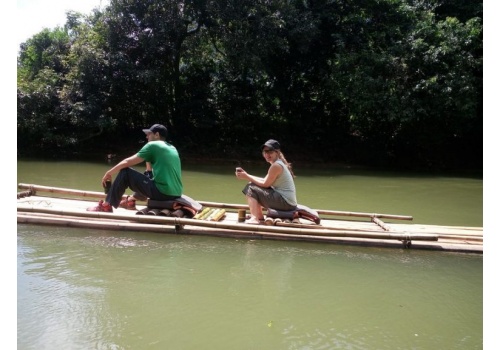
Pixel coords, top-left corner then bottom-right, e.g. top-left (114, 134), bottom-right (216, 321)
top-left (87, 124), bottom-right (183, 212)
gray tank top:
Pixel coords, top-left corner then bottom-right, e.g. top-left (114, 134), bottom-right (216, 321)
top-left (272, 159), bottom-right (297, 206)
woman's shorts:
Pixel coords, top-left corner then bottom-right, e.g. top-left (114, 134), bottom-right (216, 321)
top-left (242, 183), bottom-right (296, 211)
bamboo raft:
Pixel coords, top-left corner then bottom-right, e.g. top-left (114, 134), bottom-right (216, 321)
top-left (17, 183), bottom-right (483, 253)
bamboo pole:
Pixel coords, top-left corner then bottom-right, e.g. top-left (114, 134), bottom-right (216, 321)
top-left (430, 229), bottom-right (483, 237)
top-left (437, 235), bottom-right (483, 242)
top-left (273, 221), bottom-right (383, 233)
top-left (16, 205), bottom-right (437, 241)
top-left (196, 200), bottom-right (248, 211)
top-left (17, 184), bottom-right (482, 244)
top-left (206, 208), bottom-right (221, 221)
top-left (18, 183), bottom-right (413, 221)
top-left (211, 209), bottom-right (226, 222)
top-left (18, 183), bottom-right (107, 198)
top-left (17, 212), bottom-right (483, 253)
top-left (272, 219), bottom-right (481, 243)
top-left (199, 208), bottom-right (215, 220)
top-left (14, 212), bottom-right (419, 247)
top-left (195, 200), bottom-right (414, 221)
top-left (193, 207), bottom-right (210, 219)
top-left (315, 209), bottom-right (413, 221)
top-left (372, 217), bottom-right (391, 231)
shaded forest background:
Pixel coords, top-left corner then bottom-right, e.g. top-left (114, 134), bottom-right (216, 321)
top-left (17, 0), bottom-right (482, 172)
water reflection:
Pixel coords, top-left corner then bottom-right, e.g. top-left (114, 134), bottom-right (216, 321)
top-left (18, 226), bottom-right (482, 349)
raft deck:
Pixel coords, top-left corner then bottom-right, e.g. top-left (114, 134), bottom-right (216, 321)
top-left (17, 184), bottom-right (483, 253)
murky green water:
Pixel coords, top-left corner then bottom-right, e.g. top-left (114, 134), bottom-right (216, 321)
top-left (17, 160), bottom-right (483, 349)
top-left (18, 159), bottom-right (482, 226)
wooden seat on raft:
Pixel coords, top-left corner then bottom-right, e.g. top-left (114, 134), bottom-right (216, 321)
top-left (266, 204), bottom-right (321, 224)
top-left (139, 195), bottom-right (202, 218)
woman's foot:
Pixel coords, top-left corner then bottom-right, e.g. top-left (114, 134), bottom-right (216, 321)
top-left (245, 216), bottom-right (263, 225)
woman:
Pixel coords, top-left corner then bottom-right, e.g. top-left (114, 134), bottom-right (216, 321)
top-left (235, 139), bottom-right (297, 224)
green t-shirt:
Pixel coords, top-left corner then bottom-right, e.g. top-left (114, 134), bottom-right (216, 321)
top-left (137, 141), bottom-right (183, 196)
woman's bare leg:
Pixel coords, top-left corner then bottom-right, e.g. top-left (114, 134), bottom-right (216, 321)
top-left (246, 196), bottom-right (264, 220)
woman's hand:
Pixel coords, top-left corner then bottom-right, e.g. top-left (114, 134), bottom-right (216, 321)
top-left (235, 167), bottom-right (247, 180)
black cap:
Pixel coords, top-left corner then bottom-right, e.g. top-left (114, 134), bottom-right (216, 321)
top-left (143, 124), bottom-right (168, 138)
top-left (261, 139), bottom-right (281, 151)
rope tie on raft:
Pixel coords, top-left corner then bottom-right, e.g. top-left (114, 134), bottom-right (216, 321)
top-left (17, 186), bottom-right (36, 199)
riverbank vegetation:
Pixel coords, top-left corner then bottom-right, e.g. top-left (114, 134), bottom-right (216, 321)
top-left (17, 0), bottom-right (482, 172)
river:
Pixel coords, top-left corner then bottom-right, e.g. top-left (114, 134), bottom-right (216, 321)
top-left (16, 159), bottom-right (484, 349)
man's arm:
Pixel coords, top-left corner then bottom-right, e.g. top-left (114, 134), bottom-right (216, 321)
top-left (101, 155), bottom-right (145, 186)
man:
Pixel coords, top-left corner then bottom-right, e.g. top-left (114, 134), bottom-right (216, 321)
top-left (87, 124), bottom-right (183, 212)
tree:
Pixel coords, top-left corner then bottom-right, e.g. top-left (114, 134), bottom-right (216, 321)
top-left (17, 0), bottom-right (482, 171)
top-left (17, 28), bottom-right (71, 153)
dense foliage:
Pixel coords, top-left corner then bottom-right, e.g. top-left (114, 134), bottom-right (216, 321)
top-left (17, 0), bottom-right (482, 171)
